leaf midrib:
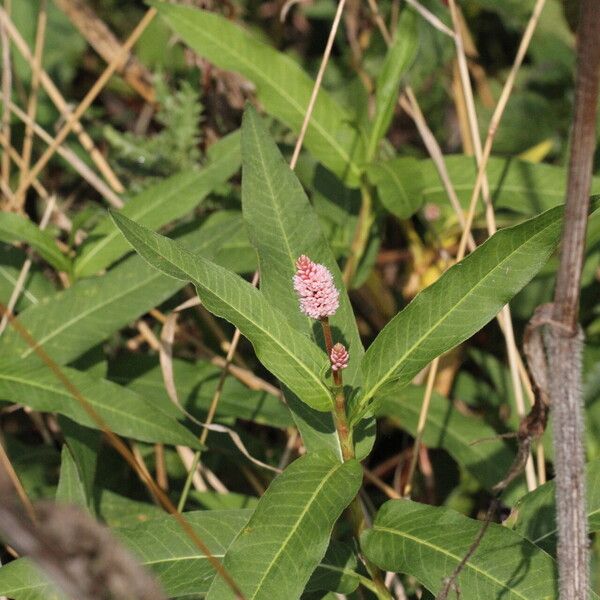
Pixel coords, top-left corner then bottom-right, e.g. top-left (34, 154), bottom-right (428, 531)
top-left (167, 8), bottom-right (361, 180)
top-left (247, 461), bottom-right (343, 600)
top-left (361, 216), bottom-right (557, 404)
top-left (373, 524), bottom-right (532, 599)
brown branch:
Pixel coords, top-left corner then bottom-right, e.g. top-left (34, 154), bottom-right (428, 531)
top-left (546, 2), bottom-right (600, 597)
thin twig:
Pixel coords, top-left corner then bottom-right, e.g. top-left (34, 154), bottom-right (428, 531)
top-left (0, 0), bottom-right (12, 205)
top-left (0, 6), bottom-right (124, 194)
top-left (0, 439), bottom-right (36, 523)
top-left (16, 0), bottom-right (47, 210)
top-left (14, 8), bottom-right (157, 200)
top-left (9, 102), bottom-right (123, 208)
top-left (290, 0), bottom-right (347, 169)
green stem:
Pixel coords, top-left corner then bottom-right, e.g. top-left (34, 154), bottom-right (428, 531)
top-left (342, 181), bottom-right (374, 288)
top-left (177, 449), bottom-right (201, 512)
top-left (319, 318), bottom-right (392, 600)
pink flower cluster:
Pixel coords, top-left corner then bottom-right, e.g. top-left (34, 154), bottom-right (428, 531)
top-left (293, 255), bottom-right (339, 320)
top-left (330, 343), bottom-right (349, 372)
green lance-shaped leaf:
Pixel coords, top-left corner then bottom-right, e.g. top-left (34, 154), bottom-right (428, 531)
top-left (511, 457), bottom-right (600, 553)
top-left (366, 156), bottom-right (424, 219)
top-left (111, 211), bottom-right (333, 411)
top-left (240, 105), bottom-right (374, 457)
top-left (0, 509), bottom-right (360, 599)
top-left (0, 358), bottom-right (201, 448)
top-left (362, 499), bottom-right (559, 599)
top-left (356, 199), bottom-right (600, 414)
top-left (0, 212), bottom-right (70, 272)
top-left (155, 2), bottom-right (365, 186)
top-left (366, 9), bottom-right (418, 159)
top-left (2, 214), bottom-right (241, 366)
top-left (206, 451), bottom-right (362, 600)
top-left (377, 386), bottom-right (517, 493)
top-left (55, 445), bottom-right (88, 508)
top-left (74, 130), bottom-right (241, 278)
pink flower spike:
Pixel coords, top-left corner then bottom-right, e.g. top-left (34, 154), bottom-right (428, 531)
top-left (330, 343), bottom-right (349, 372)
top-left (293, 255), bottom-right (340, 320)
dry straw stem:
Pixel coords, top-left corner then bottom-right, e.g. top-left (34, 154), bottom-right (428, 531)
top-left (370, 0), bottom-right (544, 492)
top-left (0, 304), bottom-right (247, 600)
top-left (0, 195), bottom-right (56, 336)
top-left (16, 0), bottom-right (47, 210)
top-left (54, 0), bottom-right (155, 103)
top-left (9, 102), bottom-right (123, 208)
top-left (0, 437), bottom-right (36, 524)
top-left (444, 0), bottom-right (549, 491)
top-left (1, 0), bottom-right (12, 204)
top-left (0, 6), bottom-right (124, 194)
top-left (11, 7), bottom-right (158, 201)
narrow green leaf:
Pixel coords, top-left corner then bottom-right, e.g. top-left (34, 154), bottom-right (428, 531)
top-left (362, 499), bottom-right (559, 599)
top-left (2, 216), bottom-right (241, 365)
top-left (0, 509), bottom-right (252, 600)
top-left (108, 354), bottom-right (293, 429)
top-left (206, 451), bottom-right (362, 600)
top-left (366, 10), bottom-right (418, 159)
top-left (377, 386), bottom-right (517, 493)
top-left (0, 359), bottom-right (201, 448)
top-left (367, 156), bottom-right (423, 219)
top-left (0, 212), bottom-right (69, 272)
top-left (74, 130), bottom-right (241, 278)
top-left (156, 3), bottom-right (365, 186)
top-left (241, 105), bottom-right (373, 456)
top-left (111, 211), bottom-right (333, 411)
top-left (407, 155), bottom-right (600, 216)
top-left (56, 445), bottom-right (87, 508)
top-left (357, 200), bottom-right (600, 413)
top-left (511, 457), bottom-right (600, 553)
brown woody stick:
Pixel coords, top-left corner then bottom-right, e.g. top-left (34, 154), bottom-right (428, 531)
top-left (548, 1), bottom-right (600, 598)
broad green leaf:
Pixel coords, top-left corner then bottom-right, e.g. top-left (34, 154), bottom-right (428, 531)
top-left (305, 542), bottom-right (359, 595)
top-left (156, 3), bottom-right (365, 186)
top-left (0, 509), bottom-right (360, 599)
top-left (108, 354), bottom-right (293, 429)
top-left (411, 155), bottom-right (600, 216)
top-left (111, 212), bottom-right (334, 411)
top-left (0, 509), bottom-right (252, 600)
top-left (74, 130), bottom-right (241, 278)
top-left (206, 451), bottom-right (362, 600)
top-left (362, 499), bottom-right (559, 599)
top-left (0, 246), bottom-right (56, 310)
top-left (0, 359), bottom-right (201, 448)
top-left (356, 200), bottom-right (600, 414)
top-left (0, 212), bottom-right (69, 272)
top-left (511, 457), bottom-right (600, 553)
top-left (2, 216), bottom-right (241, 365)
top-left (366, 9), bottom-right (418, 159)
top-left (377, 387), bottom-right (517, 493)
top-left (56, 445), bottom-right (87, 508)
top-left (366, 156), bottom-right (423, 219)
top-left (241, 106), bottom-right (372, 456)
top-left (58, 416), bottom-right (101, 506)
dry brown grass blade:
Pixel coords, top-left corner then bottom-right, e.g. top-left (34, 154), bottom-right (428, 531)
top-left (54, 0), bottom-right (155, 103)
top-left (0, 5), bottom-right (124, 195)
top-left (0, 0), bottom-right (12, 207)
top-left (0, 304), bottom-right (247, 600)
top-left (15, 0), bottom-right (47, 210)
top-left (9, 102), bottom-right (123, 208)
top-left (15, 8), bottom-right (156, 200)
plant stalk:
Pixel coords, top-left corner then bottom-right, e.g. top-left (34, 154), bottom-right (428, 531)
top-left (549, 1), bottom-right (600, 597)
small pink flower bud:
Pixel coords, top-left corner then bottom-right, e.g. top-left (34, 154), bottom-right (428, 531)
top-left (330, 343), bottom-right (349, 372)
top-left (293, 255), bottom-right (340, 320)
